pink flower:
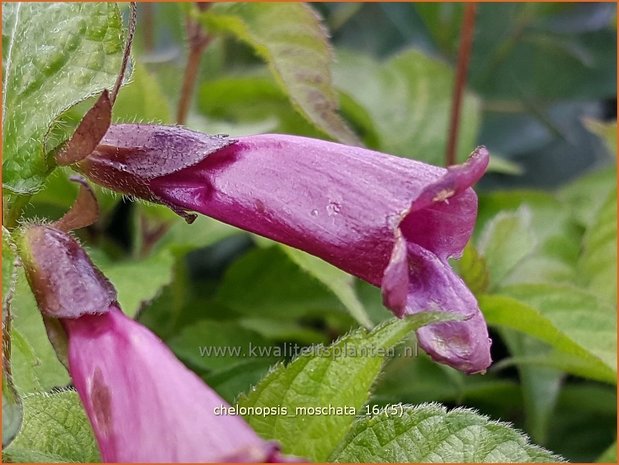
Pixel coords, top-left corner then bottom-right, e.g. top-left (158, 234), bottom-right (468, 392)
top-left (65, 305), bottom-right (286, 462)
top-left (18, 225), bottom-right (293, 462)
top-left (78, 126), bottom-right (492, 373)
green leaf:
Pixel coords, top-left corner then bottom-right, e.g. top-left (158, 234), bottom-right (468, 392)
top-left (583, 118), bottom-right (617, 157)
top-left (94, 249), bottom-right (176, 317)
top-left (198, 75), bottom-right (323, 138)
top-left (2, 370), bottom-right (22, 448)
top-left (135, 259), bottom-right (190, 341)
top-left (204, 358), bottom-right (278, 405)
top-left (330, 403), bottom-right (562, 462)
top-left (2, 3), bottom-right (124, 194)
top-left (597, 442), bottom-right (617, 463)
top-left (548, 383), bottom-right (617, 462)
top-left (2, 230), bottom-right (23, 448)
top-left (202, 3), bottom-right (359, 145)
top-left (281, 246), bottom-right (373, 328)
top-left (168, 319), bottom-right (272, 373)
top-left (374, 351), bottom-right (522, 417)
top-left (480, 284), bottom-right (616, 382)
top-left (10, 274), bottom-right (69, 393)
top-left (238, 314), bottom-right (455, 461)
top-left (476, 190), bottom-right (581, 286)
top-left (559, 167), bottom-right (616, 228)
top-left (3, 390), bottom-right (100, 463)
top-left (238, 317), bottom-right (327, 345)
top-left (477, 207), bottom-right (537, 289)
top-left (500, 331), bottom-right (563, 444)
top-left (113, 62), bottom-right (172, 123)
top-left (215, 246), bottom-right (350, 321)
top-left (477, 190), bottom-right (570, 242)
top-left (495, 350), bottom-right (615, 384)
top-left (333, 49), bottom-right (480, 164)
top-left (2, 227), bottom-right (16, 299)
top-left (197, 74), bottom-right (382, 144)
top-left (579, 187), bottom-right (617, 304)
top-left (469, 4), bottom-right (616, 100)
top-left (453, 244), bottom-right (489, 296)
top-left (415, 4), bottom-right (463, 56)
top-left (24, 168), bottom-right (120, 223)
top-left (486, 154), bottom-right (524, 175)
top-left (145, 209), bottom-right (240, 257)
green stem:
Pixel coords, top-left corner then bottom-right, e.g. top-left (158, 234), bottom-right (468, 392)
top-left (3, 195), bottom-right (31, 230)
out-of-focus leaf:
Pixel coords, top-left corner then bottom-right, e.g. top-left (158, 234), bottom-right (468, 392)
top-left (477, 207), bottom-right (536, 289)
top-left (497, 350), bottom-right (615, 384)
top-left (453, 244), bottom-right (489, 296)
top-left (597, 442), bottom-right (617, 463)
top-left (2, 229), bottom-right (22, 448)
top-left (320, 3), bottom-right (433, 57)
top-left (203, 358), bottom-right (278, 405)
top-left (195, 117), bottom-right (280, 138)
top-left (477, 191), bottom-right (568, 241)
top-left (198, 75), bottom-right (379, 146)
top-left (373, 346), bottom-right (522, 420)
top-left (2, 370), bottom-right (22, 448)
top-left (238, 314), bottom-right (454, 461)
top-left (559, 167), bottom-right (616, 228)
top-left (477, 108), bottom-right (556, 160)
top-left (480, 285), bottom-right (616, 382)
top-left (469, 4), bottom-right (616, 100)
top-left (10, 275), bottom-right (68, 393)
top-left (140, 204), bottom-right (240, 256)
top-left (578, 187), bottom-right (617, 304)
top-left (202, 3), bottom-right (360, 145)
top-left (500, 331), bottom-right (563, 445)
top-left (3, 390), bottom-right (99, 462)
top-left (2, 3), bottom-right (124, 194)
top-left (487, 155), bottom-right (525, 175)
top-left (547, 384), bottom-right (617, 462)
top-left (583, 118), bottom-right (617, 156)
top-left (282, 246), bottom-right (372, 328)
top-left (135, 259), bottom-right (191, 340)
top-left (2, 227), bottom-right (16, 299)
top-left (238, 317), bottom-right (327, 345)
top-left (113, 62), bottom-right (172, 123)
top-left (355, 280), bottom-right (395, 325)
top-left (480, 101), bottom-right (612, 190)
top-left (215, 246), bottom-right (350, 321)
top-left (168, 319), bottom-right (272, 373)
top-left (415, 3), bottom-right (463, 56)
top-left (94, 249), bottom-right (176, 317)
top-left (198, 75), bottom-right (324, 137)
top-left (330, 403), bottom-right (562, 462)
top-left (476, 191), bottom-right (579, 286)
top-left (333, 49), bottom-right (480, 164)
top-left (25, 167), bottom-right (120, 222)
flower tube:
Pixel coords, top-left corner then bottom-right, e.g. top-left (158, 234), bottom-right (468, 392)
top-left (77, 125), bottom-right (492, 373)
top-left (18, 224), bottom-right (292, 462)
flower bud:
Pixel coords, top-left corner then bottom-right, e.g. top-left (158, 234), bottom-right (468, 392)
top-left (17, 225), bottom-right (116, 319)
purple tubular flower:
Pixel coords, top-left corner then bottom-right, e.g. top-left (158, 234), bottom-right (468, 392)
top-left (64, 306), bottom-right (286, 463)
top-left (18, 225), bottom-right (292, 462)
top-left (78, 125), bottom-right (492, 373)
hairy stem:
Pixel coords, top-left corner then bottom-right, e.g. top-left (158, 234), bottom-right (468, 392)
top-left (3, 195), bottom-right (31, 230)
top-left (176, 3), bottom-right (212, 125)
top-left (2, 252), bottom-right (20, 380)
top-left (445, 3), bottom-right (478, 167)
top-left (111, 2), bottom-right (138, 104)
